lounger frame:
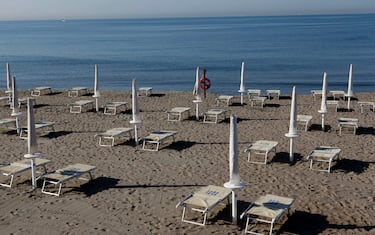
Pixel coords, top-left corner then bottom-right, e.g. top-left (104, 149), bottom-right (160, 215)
top-left (68, 100), bottom-right (94, 113)
top-left (307, 146), bottom-right (341, 173)
top-left (95, 127), bottom-right (133, 147)
top-left (167, 107), bottom-right (191, 121)
top-left (141, 131), bottom-right (177, 151)
top-left (103, 102), bottom-right (128, 115)
top-left (244, 140), bottom-right (278, 164)
top-left (31, 86), bottom-right (52, 96)
top-left (203, 109), bottom-right (227, 123)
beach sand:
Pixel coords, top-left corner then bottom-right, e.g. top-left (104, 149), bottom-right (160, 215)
top-left (0, 89), bottom-right (374, 234)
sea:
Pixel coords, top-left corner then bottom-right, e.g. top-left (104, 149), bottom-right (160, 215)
top-left (0, 14), bottom-right (374, 95)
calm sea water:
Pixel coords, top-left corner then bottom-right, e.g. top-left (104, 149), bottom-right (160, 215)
top-left (0, 14), bottom-right (374, 95)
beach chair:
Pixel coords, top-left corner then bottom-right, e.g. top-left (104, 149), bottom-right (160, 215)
top-left (68, 87), bottom-right (89, 97)
top-left (266, 90), bottom-right (280, 100)
top-left (310, 90), bottom-right (322, 100)
top-left (167, 107), bottom-right (191, 121)
top-left (297, 115), bottom-right (312, 131)
top-left (248, 89), bottom-right (261, 98)
top-left (138, 87), bottom-right (153, 96)
top-left (244, 140), bottom-right (278, 164)
top-left (215, 95), bottom-right (234, 106)
top-left (327, 100), bottom-right (339, 112)
top-left (203, 109), bottom-right (228, 123)
top-left (329, 90), bottom-right (345, 100)
top-left (30, 86), bottom-right (52, 96)
top-left (41, 163), bottom-right (96, 196)
top-left (358, 101), bottom-right (375, 113)
top-left (176, 185), bottom-right (232, 226)
top-left (249, 96), bottom-right (267, 108)
top-left (306, 146), bottom-right (341, 173)
top-left (337, 117), bottom-right (359, 135)
top-left (95, 127), bottom-right (133, 147)
top-left (68, 100), bottom-right (94, 113)
top-left (0, 118), bottom-right (17, 131)
top-left (240, 194), bottom-right (295, 235)
top-left (141, 130), bottom-right (177, 151)
top-left (19, 121), bottom-right (56, 139)
top-left (0, 158), bottom-right (51, 188)
top-left (103, 102), bottom-right (128, 115)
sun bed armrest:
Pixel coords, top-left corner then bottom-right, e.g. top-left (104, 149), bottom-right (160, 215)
top-left (176, 193), bottom-right (194, 208)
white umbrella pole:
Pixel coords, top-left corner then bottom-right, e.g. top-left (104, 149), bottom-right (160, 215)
top-left (289, 138), bottom-right (294, 163)
top-left (321, 113), bottom-right (325, 131)
top-left (134, 124), bottom-right (139, 145)
top-left (238, 62), bottom-right (246, 105)
top-left (93, 64), bottom-right (100, 112)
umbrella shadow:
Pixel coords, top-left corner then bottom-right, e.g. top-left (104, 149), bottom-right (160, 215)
top-left (167, 140), bottom-right (196, 151)
top-left (78, 177), bottom-right (206, 197)
top-left (309, 124), bottom-right (332, 132)
top-left (279, 95), bottom-right (291, 100)
top-left (47, 91), bottom-right (62, 96)
top-left (283, 210), bottom-right (375, 234)
top-left (33, 104), bottom-right (49, 109)
top-left (42, 131), bottom-right (73, 139)
top-left (357, 126), bottom-right (375, 135)
top-left (264, 103), bottom-right (280, 108)
top-left (148, 93), bottom-right (165, 97)
top-left (272, 152), bottom-right (303, 165)
top-left (332, 158), bottom-right (374, 174)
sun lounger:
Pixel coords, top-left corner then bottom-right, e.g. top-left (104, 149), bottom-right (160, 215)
top-left (329, 90), bottom-right (345, 100)
top-left (244, 140), bottom-right (278, 164)
top-left (310, 90), bottom-right (322, 100)
top-left (297, 115), bottom-right (312, 131)
top-left (327, 100), bottom-right (339, 112)
top-left (167, 107), bottom-right (191, 121)
top-left (19, 121), bottom-right (56, 139)
top-left (306, 146), bottom-right (341, 173)
top-left (68, 100), bottom-right (94, 113)
top-left (31, 86), bottom-right (52, 96)
top-left (216, 95), bottom-right (234, 106)
top-left (266, 90), bottom-right (280, 100)
top-left (240, 194), bottom-right (295, 235)
top-left (0, 118), bottom-right (17, 131)
top-left (95, 127), bottom-right (133, 147)
top-left (0, 158), bottom-right (51, 188)
top-left (203, 109), bottom-right (228, 123)
top-left (41, 163), bottom-right (96, 196)
top-left (68, 87), bottom-right (89, 97)
top-left (141, 130), bottom-right (177, 151)
top-left (249, 96), bottom-right (267, 108)
top-left (138, 87), bottom-right (153, 96)
top-left (358, 101), bottom-right (375, 113)
top-left (337, 117), bottom-right (359, 135)
top-left (103, 102), bottom-right (128, 115)
top-left (248, 89), bottom-right (261, 98)
top-left (176, 185), bottom-right (232, 226)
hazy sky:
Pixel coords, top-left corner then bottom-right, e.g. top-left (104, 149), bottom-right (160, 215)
top-left (1, 0), bottom-right (375, 20)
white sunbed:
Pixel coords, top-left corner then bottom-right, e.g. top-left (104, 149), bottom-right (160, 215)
top-left (306, 146), bottom-right (341, 173)
top-left (266, 89), bottom-right (280, 100)
top-left (297, 115), bottom-right (313, 131)
top-left (0, 118), bottom-right (17, 131)
top-left (240, 194), bottom-right (295, 235)
top-left (216, 95), bottom-right (234, 106)
top-left (31, 86), bottom-right (52, 96)
top-left (358, 101), bottom-right (375, 113)
top-left (337, 117), bottom-right (359, 135)
top-left (68, 87), bottom-right (89, 97)
top-left (68, 100), bottom-right (94, 113)
top-left (244, 140), bottom-right (278, 164)
top-left (167, 107), bottom-right (191, 121)
top-left (203, 109), bottom-right (228, 123)
top-left (138, 87), bottom-right (153, 96)
top-left (141, 130), bottom-right (177, 151)
top-left (176, 185), bottom-right (232, 226)
top-left (310, 90), bottom-right (322, 100)
top-left (103, 102), bottom-right (128, 115)
top-left (0, 158), bottom-right (51, 188)
top-left (248, 89), bottom-right (261, 98)
top-left (327, 100), bottom-right (339, 112)
top-left (41, 163), bottom-right (96, 196)
top-left (249, 96), bottom-right (267, 108)
top-left (19, 121), bottom-right (56, 139)
top-left (329, 90), bottom-right (346, 100)
top-left (95, 127), bottom-right (133, 147)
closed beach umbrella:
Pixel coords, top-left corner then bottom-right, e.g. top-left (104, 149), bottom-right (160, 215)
top-left (224, 115), bottom-right (245, 224)
top-left (6, 63), bottom-right (11, 92)
top-left (285, 86), bottom-right (299, 163)
top-left (11, 76), bottom-right (21, 134)
top-left (92, 64), bottom-right (100, 112)
top-left (318, 72), bottom-right (328, 131)
top-left (129, 79), bottom-right (142, 145)
top-left (193, 67), bottom-right (202, 120)
top-left (24, 98), bottom-right (41, 189)
top-left (238, 62), bottom-right (246, 105)
top-left (346, 64), bottom-right (354, 110)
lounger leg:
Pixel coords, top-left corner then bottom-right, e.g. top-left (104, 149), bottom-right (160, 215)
top-left (0, 175), bottom-right (14, 188)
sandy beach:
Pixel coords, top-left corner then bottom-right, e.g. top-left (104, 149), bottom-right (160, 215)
top-left (0, 89), bottom-right (374, 234)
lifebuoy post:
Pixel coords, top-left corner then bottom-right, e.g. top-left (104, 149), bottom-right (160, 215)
top-left (199, 69), bottom-right (211, 98)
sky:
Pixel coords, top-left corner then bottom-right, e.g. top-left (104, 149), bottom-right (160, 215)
top-left (1, 0), bottom-right (375, 20)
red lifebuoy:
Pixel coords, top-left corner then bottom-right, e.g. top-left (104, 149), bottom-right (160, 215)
top-left (199, 77), bottom-right (211, 90)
